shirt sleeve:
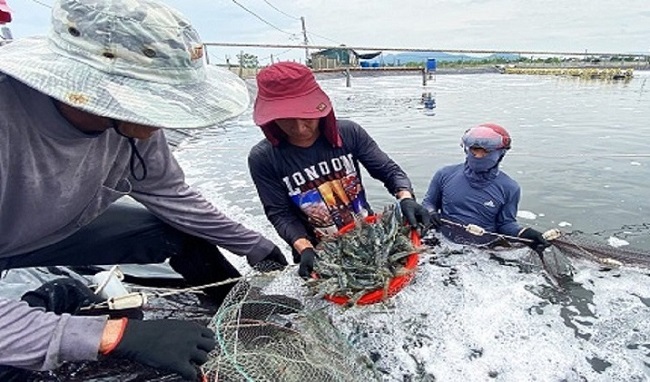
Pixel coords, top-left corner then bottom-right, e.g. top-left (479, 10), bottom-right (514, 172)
top-left (0, 298), bottom-right (106, 371)
top-left (248, 143), bottom-right (309, 247)
top-left (128, 132), bottom-right (275, 265)
top-left (496, 183), bottom-right (522, 237)
top-left (343, 122), bottom-right (413, 196)
top-left (422, 170), bottom-right (444, 212)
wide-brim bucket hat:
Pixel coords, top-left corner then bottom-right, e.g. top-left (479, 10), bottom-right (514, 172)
top-left (0, 0), bottom-right (249, 129)
top-left (253, 62), bottom-right (341, 147)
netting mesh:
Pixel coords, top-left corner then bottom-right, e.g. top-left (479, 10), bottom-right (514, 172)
top-left (203, 267), bottom-right (380, 382)
top-left (550, 231), bottom-right (650, 269)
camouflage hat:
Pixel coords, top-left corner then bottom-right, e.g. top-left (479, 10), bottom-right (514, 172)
top-left (0, 0), bottom-right (249, 129)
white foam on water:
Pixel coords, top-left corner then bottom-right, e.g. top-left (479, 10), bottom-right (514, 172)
top-left (607, 236), bottom-right (629, 248)
top-left (517, 210), bottom-right (537, 220)
top-left (260, 240), bottom-right (650, 381)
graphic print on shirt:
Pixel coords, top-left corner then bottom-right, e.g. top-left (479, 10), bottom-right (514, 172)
top-left (283, 153), bottom-right (369, 237)
top-left (483, 200), bottom-right (496, 208)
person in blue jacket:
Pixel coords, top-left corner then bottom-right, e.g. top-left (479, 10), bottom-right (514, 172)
top-left (422, 123), bottom-right (549, 252)
top-left (248, 62), bottom-right (430, 279)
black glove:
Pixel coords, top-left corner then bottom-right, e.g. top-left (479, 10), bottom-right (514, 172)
top-left (109, 319), bottom-right (216, 381)
top-left (257, 245), bottom-right (288, 271)
top-left (518, 228), bottom-right (551, 254)
top-left (297, 248), bottom-right (316, 280)
top-left (399, 198), bottom-right (431, 228)
top-left (21, 278), bottom-right (103, 315)
top-left (428, 211), bottom-right (442, 230)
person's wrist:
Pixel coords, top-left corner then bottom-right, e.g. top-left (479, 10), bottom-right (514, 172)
top-left (99, 318), bottom-right (128, 355)
top-left (293, 238), bottom-right (313, 254)
top-left (396, 190), bottom-right (413, 200)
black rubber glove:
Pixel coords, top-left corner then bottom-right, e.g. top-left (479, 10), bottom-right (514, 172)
top-left (257, 245), bottom-right (288, 271)
top-left (109, 319), bottom-right (216, 381)
top-left (518, 228), bottom-right (551, 254)
top-left (428, 211), bottom-right (442, 230)
top-left (399, 198), bottom-right (431, 228)
top-left (21, 278), bottom-right (103, 315)
top-left (297, 248), bottom-right (316, 280)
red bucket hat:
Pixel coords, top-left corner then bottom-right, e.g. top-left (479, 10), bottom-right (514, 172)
top-left (253, 62), bottom-right (341, 147)
top-left (0, 0), bottom-right (12, 23)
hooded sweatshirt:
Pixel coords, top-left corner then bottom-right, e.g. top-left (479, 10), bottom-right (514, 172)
top-left (0, 75), bottom-right (275, 370)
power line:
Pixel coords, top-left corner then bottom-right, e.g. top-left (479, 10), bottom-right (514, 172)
top-left (306, 31), bottom-right (342, 45)
top-left (261, 0), bottom-right (300, 20)
top-left (258, 48), bottom-right (296, 63)
top-left (30, 0), bottom-right (52, 8)
top-left (244, 0), bottom-right (344, 49)
top-left (230, 0), bottom-right (297, 37)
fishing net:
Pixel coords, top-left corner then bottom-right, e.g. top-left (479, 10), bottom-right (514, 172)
top-left (203, 267), bottom-right (380, 382)
top-left (427, 223), bottom-right (650, 287)
top-left (484, 229), bottom-right (650, 288)
top-left (548, 231), bottom-right (650, 269)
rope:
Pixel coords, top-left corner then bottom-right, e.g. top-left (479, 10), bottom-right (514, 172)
top-left (80, 269), bottom-right (287, 312)
top-left (439, 218), bottom-right (534, 244)
top-left (436, 218), bottom-right (567, 288)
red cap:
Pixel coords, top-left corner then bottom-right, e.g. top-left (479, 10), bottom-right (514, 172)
top-left (253, 62), bottom-right (341, 147)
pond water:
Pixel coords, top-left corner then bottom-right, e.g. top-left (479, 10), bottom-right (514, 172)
top-left (177, 70), bottom-right (650, 252)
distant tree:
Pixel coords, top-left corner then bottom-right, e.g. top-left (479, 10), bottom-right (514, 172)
top-left (237, 52), bottom-right (259, 68)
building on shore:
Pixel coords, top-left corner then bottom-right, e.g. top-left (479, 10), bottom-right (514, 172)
top-left (310, 46), bottom-right (381, 70)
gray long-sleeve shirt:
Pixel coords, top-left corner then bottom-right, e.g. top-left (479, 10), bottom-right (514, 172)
top-left (0, 74), bottom-right (275, 370)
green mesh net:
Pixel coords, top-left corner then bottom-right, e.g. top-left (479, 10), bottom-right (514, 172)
top-left (203, 268), bottom-right (380, 382)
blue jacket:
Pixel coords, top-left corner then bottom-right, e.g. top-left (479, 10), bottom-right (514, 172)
top-left (422, 163), bottom-right (522, 244)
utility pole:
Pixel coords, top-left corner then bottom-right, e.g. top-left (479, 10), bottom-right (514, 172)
top-left (300, 16), bottom-right (309, 66)
top-left (238, 50), bottom-right (244, 78)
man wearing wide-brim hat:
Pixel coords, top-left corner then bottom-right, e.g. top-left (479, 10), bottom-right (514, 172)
top-left (0, 0), bottom-right (288, 380)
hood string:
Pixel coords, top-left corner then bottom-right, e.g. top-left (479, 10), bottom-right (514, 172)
top-left (110, 119), bottom-right (148, 181)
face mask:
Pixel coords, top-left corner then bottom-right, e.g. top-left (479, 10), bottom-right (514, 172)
top-left (465, 149), bottom-right (503, 173)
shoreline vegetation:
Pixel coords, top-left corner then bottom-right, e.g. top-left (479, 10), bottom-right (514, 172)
top-left (221, 52), bottom-right (650, 79)
top-left (228, 62), bottom-right (650, 80)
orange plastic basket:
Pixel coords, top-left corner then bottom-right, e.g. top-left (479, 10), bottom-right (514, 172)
top-left (322, 215), bottom-right (420, 305)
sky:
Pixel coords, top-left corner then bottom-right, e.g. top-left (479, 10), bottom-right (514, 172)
top-left (3, 0), bottom-right (650, 65)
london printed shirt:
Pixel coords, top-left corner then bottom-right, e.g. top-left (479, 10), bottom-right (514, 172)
top-left (285, 152), bottom-right (367, 237)
top-left (248, 120), bottom-right (413, 246)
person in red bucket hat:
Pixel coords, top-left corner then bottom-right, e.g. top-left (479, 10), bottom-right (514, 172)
top-left (422, 123), bottom-right (550, 253)
top-left (248, 61), bottom-right (431, 279)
